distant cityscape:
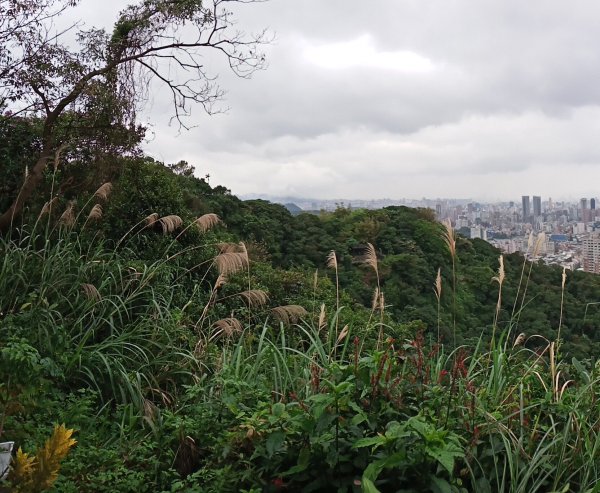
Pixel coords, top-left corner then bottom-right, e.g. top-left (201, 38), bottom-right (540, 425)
top-left (431, 195), bottom-right (600, 275)
top-left (249, 194), bottom-right (600, 275)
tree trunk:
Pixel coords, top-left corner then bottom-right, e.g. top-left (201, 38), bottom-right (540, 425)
top-left (0, 150), bottom-right (51, 233)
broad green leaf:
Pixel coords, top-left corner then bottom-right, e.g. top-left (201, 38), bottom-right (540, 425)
top-left (362, 476), bottom-right (381, 493)
top-left (353, 435), bottom-right (385, 449)
top-left (430, 476), bottom-right (452, 493)
top-left (265, 430), bottom-right (285, 457)
top-left (426, 443), bottom-right (464, 475)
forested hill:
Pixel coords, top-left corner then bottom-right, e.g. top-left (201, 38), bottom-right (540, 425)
top-left (6, 136), bottom-right (600, 492)
top-left (229, 193), bottom-right (600, 360)
top-left (10, 152), bottom-right (598, 359)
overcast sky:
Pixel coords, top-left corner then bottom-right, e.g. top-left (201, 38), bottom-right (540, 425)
top-left (73, 0), bottom-right (600, 201)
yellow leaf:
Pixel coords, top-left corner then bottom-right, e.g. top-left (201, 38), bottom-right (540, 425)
top-left (7, 447), bottom-right (35, 490)
top-left (31, 424), bottom-right (77, 491)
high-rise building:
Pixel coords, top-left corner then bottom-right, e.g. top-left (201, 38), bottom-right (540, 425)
top-left (583, 233), bottom-right (600, 274)
top-left (521, 195), bottom-right (530, 221)
top-left (591, 198), bottom-right (596, 210)
top-left (581, 198), bottom-right (590, 223)
top-left (533, 196), bottom-right (542, 217)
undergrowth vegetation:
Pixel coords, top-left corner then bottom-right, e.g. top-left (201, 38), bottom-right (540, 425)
top-left (2, 185), bottom-right (600, 492)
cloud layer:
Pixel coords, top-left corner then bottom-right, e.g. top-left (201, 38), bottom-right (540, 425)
top-left (78, 0), bottom-right (600, 201)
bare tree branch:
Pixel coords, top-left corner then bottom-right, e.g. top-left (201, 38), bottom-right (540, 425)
top-left (0, 0), bottom-right (270, 232)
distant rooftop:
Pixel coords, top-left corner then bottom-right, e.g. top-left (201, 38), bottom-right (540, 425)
top-left (549, 234), bottom-right (568, 242)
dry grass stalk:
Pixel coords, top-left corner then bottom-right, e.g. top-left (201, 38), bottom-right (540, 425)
top-left (371, 286), bottom-right (381, 311)
top-left (441, 219), bottom-right (457, 345)
top-left (434, 268), bottom-right (442, 302)
top-left (239, 242), bottom-right (248, 262)
top-left (533, 232), bottom-right (546, 257)
top-left (371, 287), bottom-right (385, 313)
top-left (159, 214), bottom-right (183, 234)
top-left (434, 267), bottom-right (442, 342)
top-left (491, 255), bottom-right (505, 347)
top-left (87, 204), bottom-right (103, 222)
top-left (93, 182), bottom-right (113, 201)
top-left (39, 197), bottom-right (59, 219)
top-left (549, 341), bottom-right (557, 402)
top-left (213, 317), bottom-right (243, 337)
top-left (143, 398), bottom-right (158, 422)
top-left (318, 303), bottom-right (326, 332)
top-left (360, 243), bottom-right (379, 277)
top-left (511, 231), bottom-right (535, 321)
top-left (195, 213), bottom-right (222, 233)
top-left (557, 266), bottom-right (567, 345)
top-left (326, 250), bottom-right (338, 270)
top-left (58, 201), bottom-right (76, 228)
top-left (492, 255), bottom-right (505, 287)
top-left (313, 269), bottom-right (318, 291)
top-left (53, 144), bottom-right (66, 171)
top-left (81, 283), bottom-right (101, 301)
top-left (238, 289), bottom-right (269, 308)
top-left (442, 219), bottom-right (456, 259)
top-left (327, 250), bottom-right (340, 334)
top-left (272, 305), bottom-right (308, 325)
top-left (513, 332), bottom-right (526, 348)
top-left (515, 232), bottom-right (547, 332)
top-left (217, 242), bottom-right (240, 253)
top-left (214, 273), bottom-right (227, 290)
top-left (144, 212), bottom-right (159, 226)
top-left (336, 324), bottom-right (349, 344)
top-left (215, 251), bottom-right (249, 276)
top-left (527, 231), bottom-right (534, 251)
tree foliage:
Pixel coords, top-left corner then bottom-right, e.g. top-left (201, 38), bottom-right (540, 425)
top-left (0, 0), bottom-right (268, 231)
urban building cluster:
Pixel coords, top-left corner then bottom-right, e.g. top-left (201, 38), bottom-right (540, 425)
top-left (434, 195), bottom-right (600, 273)
top-left (272, 193), bottom-right (600, 275)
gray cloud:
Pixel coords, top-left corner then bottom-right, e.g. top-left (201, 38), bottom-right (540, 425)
top-left (74, 0), bottom-right (600, 200)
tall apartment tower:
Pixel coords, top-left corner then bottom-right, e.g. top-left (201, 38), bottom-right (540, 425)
top-left (592, 198), bottom-right (596, 210)
top-left (583, 233), bottom-right (600, 274)
top-left (581, 198), bottom-right (590, 223)
top-left (532, 196), bottom-right (542, 217)
top-left (521, 195), bottom-right (530, 221)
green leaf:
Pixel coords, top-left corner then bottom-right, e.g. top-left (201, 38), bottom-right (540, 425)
top-left (407, 416), bottom-right (429, 436)
top-left (266, 430), bottom-right (285, 457)
top-left (572, 358), bottom-right (590, 385)
top-left (475, 477), bottom-right (492, 493)
top-left (430, 476), bottom-right (452, 493)
top-left (272, 402), bottom-right (285, 417)
top-left (361, 476), bottom-right (381, 493)
top-left (351, 413), bottom-right (368, 426)
top-left (282, 447), bottom-right (310, 476)
top-left (426, 443), bottom-right (463, 475)
top-left (353, 435), bottom-right (385, 449)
